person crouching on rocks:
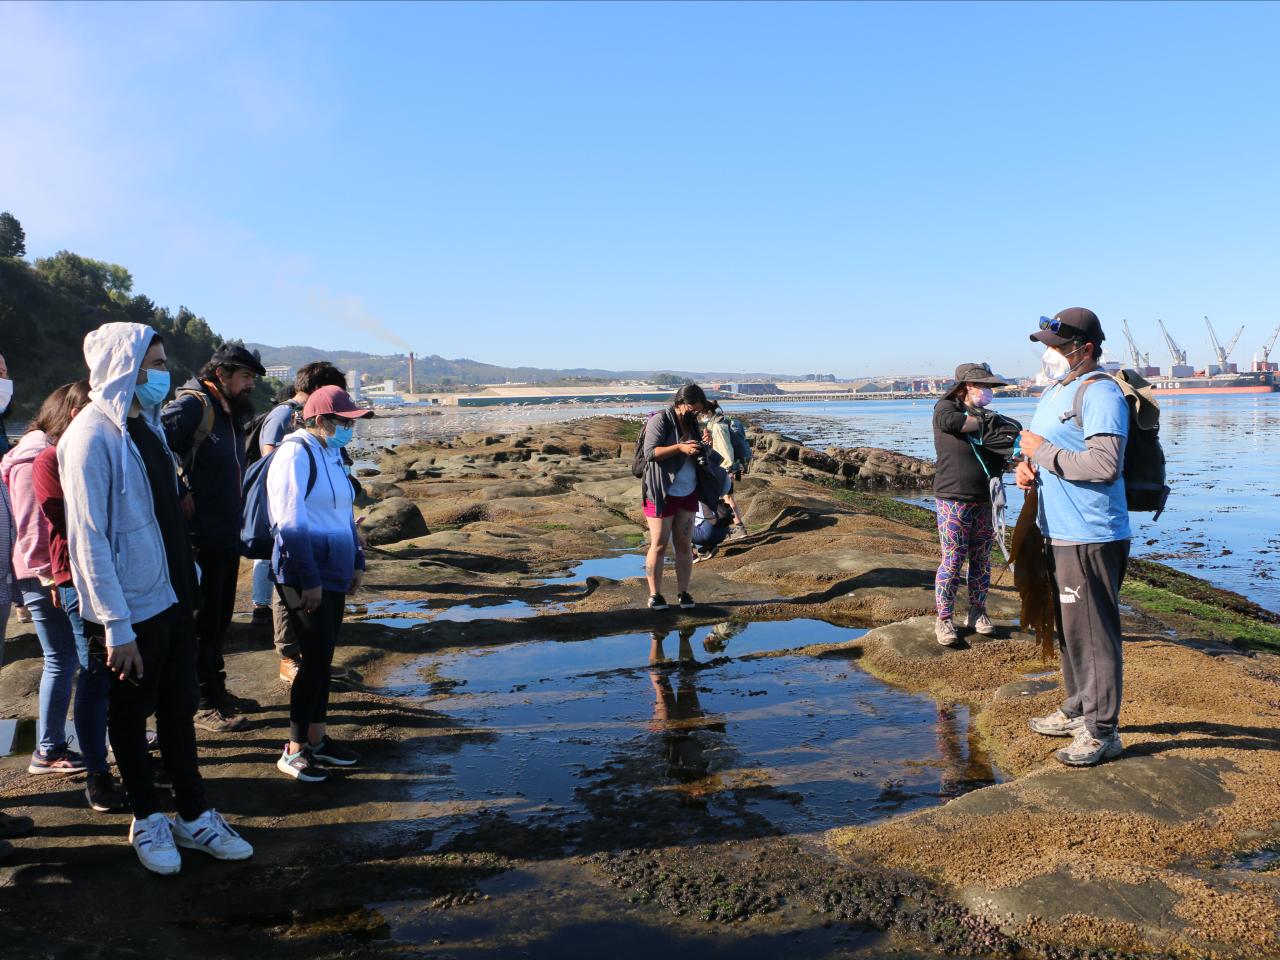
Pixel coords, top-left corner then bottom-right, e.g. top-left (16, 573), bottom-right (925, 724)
top-left (639, 384), bottom-right (713, 611)
top-left (267, 385), bottom-right (372, 782)
top-left (931, 362), bottom-right (1010, 647)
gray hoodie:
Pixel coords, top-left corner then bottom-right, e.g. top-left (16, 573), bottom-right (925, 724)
top-left (58, 322), bottom-right (179, 648)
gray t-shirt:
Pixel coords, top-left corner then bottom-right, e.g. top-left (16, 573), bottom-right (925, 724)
top-left (259, 402), bottom-right (301, 454)
top-left (668, 458), bottom-right (697, 497)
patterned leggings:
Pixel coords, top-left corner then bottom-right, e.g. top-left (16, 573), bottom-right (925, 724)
top-left (934, 498), bottom-right (995, 619)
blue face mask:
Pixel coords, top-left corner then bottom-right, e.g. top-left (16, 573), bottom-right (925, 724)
top-left (330, 422), bottom-right (355, 448)
top-left (134, 369), bottom-right (171, 408)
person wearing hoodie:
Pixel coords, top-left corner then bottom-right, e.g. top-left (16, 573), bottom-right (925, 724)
top-left (267, 385), bottom-right (370, 783)
top-left (2, 386), bottom-right (90, 777)
top-left (60, 322), bottom-right (253, 875)
top-left (32, 379), bottom-right (127, 811)
top-left (162, 343), bottom-right (266, 734)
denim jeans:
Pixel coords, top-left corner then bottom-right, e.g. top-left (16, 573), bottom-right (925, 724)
top-left (251, 559), bottom-right (272, 608)
top-left (19, 579), bottom-right (79, 756)
top-left (58, 584), bottom-right (111, 774)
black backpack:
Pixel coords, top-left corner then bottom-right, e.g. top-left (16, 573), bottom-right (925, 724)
top-left (969, 409), bottom-right (1023, 475)
top-left (631, 410), bottom-right (668, 479)
top-left (1064, 370), bottom-right (1170, 520)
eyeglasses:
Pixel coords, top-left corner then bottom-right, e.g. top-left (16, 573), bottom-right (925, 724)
top-left (1038, 316), bottom-right (1086, 340)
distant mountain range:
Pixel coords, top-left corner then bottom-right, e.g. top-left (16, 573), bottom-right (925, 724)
top-left (246, 343), bottom-right (818, 386)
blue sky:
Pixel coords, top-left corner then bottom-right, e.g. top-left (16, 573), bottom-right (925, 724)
top-left (4, 1), bottom-right (1278, 378)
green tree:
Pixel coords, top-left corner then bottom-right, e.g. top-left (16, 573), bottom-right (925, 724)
top-left (0, 212), bottom-right (25, 258)
top-left (34, 251), bottom-right (133, 303)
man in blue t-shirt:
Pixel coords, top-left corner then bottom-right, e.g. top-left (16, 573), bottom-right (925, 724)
top-left (1016, 307), bottom-right (1130, 768)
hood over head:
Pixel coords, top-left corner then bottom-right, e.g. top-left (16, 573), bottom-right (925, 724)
top-left (84, 322), bottom-right (159, 428)
top-left (0, 430), bottom-right (51, 483)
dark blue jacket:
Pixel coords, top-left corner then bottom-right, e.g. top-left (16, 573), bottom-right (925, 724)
top-left (162, 378), bottom-right (249, 551)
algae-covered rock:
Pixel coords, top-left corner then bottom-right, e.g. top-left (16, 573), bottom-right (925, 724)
top-left (360, 497), bottom-right (429, 545)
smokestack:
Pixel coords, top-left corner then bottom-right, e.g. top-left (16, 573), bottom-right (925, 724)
top-left (408, 352), bottom-right (415, 395)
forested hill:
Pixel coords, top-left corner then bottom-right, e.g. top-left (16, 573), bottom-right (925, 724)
top-left (0, 223), bottom-right (271, 417)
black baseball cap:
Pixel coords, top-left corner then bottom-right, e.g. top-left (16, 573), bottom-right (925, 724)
top-left (953, 362), bottom-right (1009, 387)
top-left (1031, 307), bottom-right (1105, 347)
top-left (209, 343), bottom-right (267, 377)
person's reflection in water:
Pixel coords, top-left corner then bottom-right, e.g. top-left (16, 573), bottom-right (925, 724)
top-left (934, 703), bottom-right (994, 799)
top-left (702, 620), bottom-right (746, 655)
top-left (648, 627), bottom-right (715, 784)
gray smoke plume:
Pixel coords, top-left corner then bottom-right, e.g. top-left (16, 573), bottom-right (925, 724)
top-left (305, 287), bottom-right (411, 351)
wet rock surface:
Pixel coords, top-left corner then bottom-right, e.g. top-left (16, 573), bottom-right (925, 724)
top-left (3, 415), bottom-right (1279, 959)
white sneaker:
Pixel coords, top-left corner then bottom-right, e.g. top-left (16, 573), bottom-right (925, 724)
top-left (129, 812), bottom-right (181, 875)
top-left (172, 809), bottom-right (254, 861)
top-left (965, 610), bottom-right (996, 635)
top-left (935, 617), bottom-right (960, 647)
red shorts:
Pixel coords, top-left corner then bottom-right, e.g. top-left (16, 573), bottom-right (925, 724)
top-left (644, 491), bottom-right (700, 519)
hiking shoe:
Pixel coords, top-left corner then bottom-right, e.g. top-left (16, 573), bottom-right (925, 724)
top-left (692, 548), bottom-right (713, 564)
top-left (277, 745), bottom-right (329, 783)
top-left (647, 594), bottom-right (668, 611)
top-left (934, 618), bottom-right (960, 647)
top-left (1029, 709), bottom-right (1086, 738)
top-left (14, 605), bottom-right (31, 624)
top-left (250, 605), bottom-right (272, 627)
top-left (129, 813), bottom-right (181, 875)
top-left (173, 809), bottom-right (253, 861)
top-left (279, 658), bottom-right (300, 685)
top-left (1055, 728), bottom-right (1124, 767)
top-left (0, 812), bottom-right (35, 839)
top-left (86, 772), bottom-right (129, 813)
top-left (727, 524), bottom-right (748, 541)
top-left (28, 746), bottom-right (87, 776)
top-left (194, 708), bottom-right (249, 733)
top-left (309, 736), bottom-right (359, 767)
top-left (965, 610), bottom-right (996, 635)
top-left (329, 663), bottom-right (352, 682)
top-left (677, 592), bottom-right (696, 609)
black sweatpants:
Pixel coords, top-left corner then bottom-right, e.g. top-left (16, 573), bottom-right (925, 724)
top-left (278, 585), bottom-right (344, 743)
top-left (1047, 539), bottom-right (1130, 739)
top-left (194, 547), bottom-right (241, 707)
top-left (90, 606), bottom-right (207, 821)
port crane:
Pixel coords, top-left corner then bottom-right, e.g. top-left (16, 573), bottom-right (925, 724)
top-left (1205, 315), bottom-right (1244, 369)
top-left (1157, 319), bottom-right (1187, 367)
top-left (1121, 320), bottom-right (1148, 370)
top-left (1259, 324), bottom-right (1280, 366)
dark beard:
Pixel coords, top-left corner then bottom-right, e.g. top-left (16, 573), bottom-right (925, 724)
top-left (228, 389), bottom-right (257, 428)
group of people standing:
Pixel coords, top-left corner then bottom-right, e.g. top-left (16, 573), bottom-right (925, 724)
top-left (931, 308), bottom-right (1133, 769)
top-left (0, 321), bottom-right (371, 873)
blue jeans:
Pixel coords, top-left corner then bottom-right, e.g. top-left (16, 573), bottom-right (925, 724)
top-left (252, 558), bottom-right (272, 607)
top-left (59, 584), bottom-right (111, 774)
top-left (19, 579), bottom-right (80, 757)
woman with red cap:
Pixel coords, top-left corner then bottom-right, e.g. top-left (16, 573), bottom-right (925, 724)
top-left (266, 385), bottom-right (373, 782)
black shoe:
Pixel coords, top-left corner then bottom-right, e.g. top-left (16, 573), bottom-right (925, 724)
top-left (85, 772), bottom-right (129, 813)
top-left (277, 746), bottom-right (329, 783)
top-left (250, 605), bottom-right (272, 627)
top-left (0, 811), bottom-right (35, 839)
top-left (677, 592), bottom-right (695, 609)
top-left (0, 838), bottom-right (13, 862)
top-left (308, 736), bottom-right (359, 767)
top-left (648, 594), bottom-right (668, 611)
top-left (219, 690), bottom-right (259, 715)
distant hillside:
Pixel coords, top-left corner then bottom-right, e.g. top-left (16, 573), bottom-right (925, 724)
top-left (1, 216), bottom-right (277, 419)
top-left (246, 342), bottom-right (808, 388)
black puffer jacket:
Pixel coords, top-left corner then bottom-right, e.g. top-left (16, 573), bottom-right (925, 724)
top-left (161, 378), bottom-right (250, 551)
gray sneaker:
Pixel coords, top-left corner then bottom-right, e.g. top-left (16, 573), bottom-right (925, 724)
top-left (1055, 728), bottom-right (1123, 767)
top-left (1029, 709), bottom-right (1086, 737)
top-left (934, 618), bottom-right (960, 647)
top-left (965, 610), bottom-right (996, 635)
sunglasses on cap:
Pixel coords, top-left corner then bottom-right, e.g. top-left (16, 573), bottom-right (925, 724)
top-left (1038, 316), bottom-right (1087, 340)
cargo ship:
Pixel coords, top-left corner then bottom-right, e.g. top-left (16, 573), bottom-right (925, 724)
top-left (1147, 370), bottom-right (1277, 396)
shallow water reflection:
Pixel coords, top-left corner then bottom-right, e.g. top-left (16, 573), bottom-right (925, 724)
top-left (385, 619), bottom-right (1003, 847)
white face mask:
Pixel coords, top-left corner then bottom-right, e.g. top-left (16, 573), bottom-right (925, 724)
top-left (968, 386), bottom-right (993, 407)
top-left (0, 378), bottom-right (12, 414)
top-left (1040, 345), bottom-right (1085, 383)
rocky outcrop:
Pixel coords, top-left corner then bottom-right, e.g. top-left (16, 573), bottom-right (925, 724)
top-left (747, 427), bottom-right (934, 490)
top-left (360, 496), bottom-right (429, 545)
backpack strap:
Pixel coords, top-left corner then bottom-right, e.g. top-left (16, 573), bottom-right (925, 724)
top-left (283, 434), bottom-right (318, 497)
top-left (176, 387), bottom-right (216, 474)
top-left (1060, 371), bottom-right (1113, 426)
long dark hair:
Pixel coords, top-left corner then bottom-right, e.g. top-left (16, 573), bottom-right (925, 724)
top-left (671, 383), bottom-right (708, 439)
top-left (32, 379), bottom-right (92, 443)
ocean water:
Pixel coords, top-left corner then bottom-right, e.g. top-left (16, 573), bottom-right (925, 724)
top-left (729, 395), bottom-right (1280, 614)
top-left (353, 393), bottom-right (1280, 613)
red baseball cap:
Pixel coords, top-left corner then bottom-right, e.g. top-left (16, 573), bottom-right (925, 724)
top-left (303, 385), bottom-right (374, 420)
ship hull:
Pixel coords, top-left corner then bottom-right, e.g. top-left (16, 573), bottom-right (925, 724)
top-left (1149, 384), bottom-right (1276, 396)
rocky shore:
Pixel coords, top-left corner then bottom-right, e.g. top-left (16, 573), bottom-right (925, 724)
top-left (2, 416), bottom-right (1278, 959)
